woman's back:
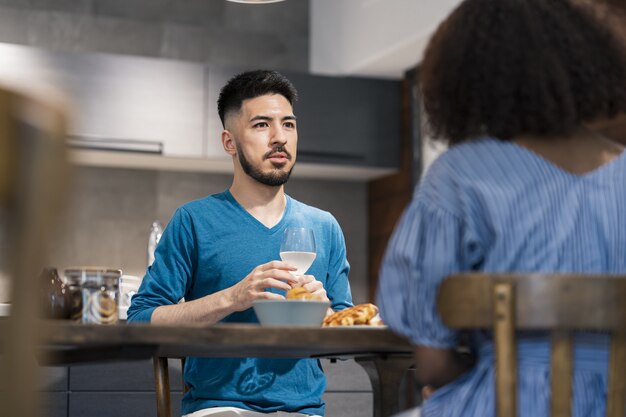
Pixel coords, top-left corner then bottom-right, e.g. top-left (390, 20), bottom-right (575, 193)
top-left (381, 137), bottom-right (626, 417)
top-left (377, 0), bottom-right (626, 416)
top-left (428, 136), bottom-right (626, 275)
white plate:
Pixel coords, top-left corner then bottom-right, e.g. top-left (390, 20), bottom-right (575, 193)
top-left (324, 324), bottom-right (388, 329)
top-left (0, 303), bottom-right (10, 317)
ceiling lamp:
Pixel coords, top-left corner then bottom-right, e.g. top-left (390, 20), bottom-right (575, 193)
top-left (226, 0), bottom-right (286, 3)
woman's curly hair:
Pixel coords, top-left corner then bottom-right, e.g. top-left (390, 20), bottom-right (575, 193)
top-left (419, 0), bottom-right (626, 145)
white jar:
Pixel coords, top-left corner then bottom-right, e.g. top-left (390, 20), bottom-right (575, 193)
top-left (118, 275), bottom-right (142, 320)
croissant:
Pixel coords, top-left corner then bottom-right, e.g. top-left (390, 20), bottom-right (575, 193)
top-left (322, 303), bottom-right (382, 327)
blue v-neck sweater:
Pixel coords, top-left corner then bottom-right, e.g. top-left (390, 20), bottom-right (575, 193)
top-left (128, 190), bottom-right (353, 416)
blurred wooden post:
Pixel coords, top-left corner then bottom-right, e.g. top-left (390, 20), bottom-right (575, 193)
top-left (550, 331), bottom-right (573, 417)
top-left (0, 87), bottom-right (68, 417)
top-left (493, 283), bottom-right (516, 417)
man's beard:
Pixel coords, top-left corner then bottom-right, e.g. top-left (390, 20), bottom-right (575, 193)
top-left (236, 142), bottom-right (294, 186)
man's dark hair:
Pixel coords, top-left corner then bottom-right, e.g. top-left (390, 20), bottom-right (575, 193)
top-left (419, 0), bottom-right (626, 145)
top-left (217, 70), bottom-right (299, 127)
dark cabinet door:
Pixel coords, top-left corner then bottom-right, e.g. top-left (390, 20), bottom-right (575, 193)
top-left (206, 66), bottom-right (401, 169)
top-left (285, 72), bottom-right (401, 168)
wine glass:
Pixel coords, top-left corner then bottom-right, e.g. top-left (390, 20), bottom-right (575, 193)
top-left (280, 227), bottom-right (316, 276)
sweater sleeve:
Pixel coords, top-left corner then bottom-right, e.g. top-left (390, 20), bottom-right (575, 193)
top-left (324, 215), bottom-right (353, 311)
top-left (127, 207), bottom-right (197, 323)
top-left (376, 197), bottom-right (475, 348)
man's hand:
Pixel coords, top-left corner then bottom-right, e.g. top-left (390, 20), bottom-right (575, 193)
top-left (292, 275), bottom-right (329, 303)
top-left (227, 261), bottom-right (299, 311)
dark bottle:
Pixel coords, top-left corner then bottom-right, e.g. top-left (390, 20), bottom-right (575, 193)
top-left (40, 267), bottom-right (70, 319)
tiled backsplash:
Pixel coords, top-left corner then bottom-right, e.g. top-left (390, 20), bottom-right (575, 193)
top-left (46, 166), bottom-right (369, 304)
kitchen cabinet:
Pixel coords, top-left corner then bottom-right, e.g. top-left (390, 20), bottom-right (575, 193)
top-left (37, 359), bottom-right (374, 417)
top-left (0, 42), bottom-right (400, 179)
top-left (205, 66), bottom-right (401, 168)
top-left (285, 72), bottom-right (400, 168)
top-left (0, 43), bottom-right (204, 158)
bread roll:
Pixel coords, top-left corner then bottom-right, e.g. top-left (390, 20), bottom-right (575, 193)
top-left (286, 287), bottom-right (314, 300)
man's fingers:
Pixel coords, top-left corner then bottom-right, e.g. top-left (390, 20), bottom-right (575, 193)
top-left (261, 260), bottom-right (297, 271)
top-left (303, 280), bottom-right (323, 293)
top-left (263, 269), bottom-right (299, 285)
top-left (298, 275), bottom-right (315, 284)
top-left (257, 292), bottom-right (285, 301)
top-left (311, 290), bottom-right (329, 302)
top-left (261, 277), bottom-right (292, 291)
top-left (300, 279), bottom-right (329, 302)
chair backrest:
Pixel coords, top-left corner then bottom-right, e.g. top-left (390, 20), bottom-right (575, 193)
top-left (438, 273), bottom-right (626, 417)
top-left (0, 86), bottom-right (68, 417)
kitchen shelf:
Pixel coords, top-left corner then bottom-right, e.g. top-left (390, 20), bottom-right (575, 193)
top-left (68, 149), bottom-right (397, 181)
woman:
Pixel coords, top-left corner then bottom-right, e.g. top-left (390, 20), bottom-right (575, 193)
top-left (377, 0), bottom-right (626, 416)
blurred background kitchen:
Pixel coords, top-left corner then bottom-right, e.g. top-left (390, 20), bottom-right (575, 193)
top-left (0, 0), bottom-right (623, 416)
top-left (0, 0), bottom-right (474, 314)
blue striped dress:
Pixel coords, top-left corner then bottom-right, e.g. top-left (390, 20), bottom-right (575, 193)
top-left (377, 138), bottom-right (626, 417)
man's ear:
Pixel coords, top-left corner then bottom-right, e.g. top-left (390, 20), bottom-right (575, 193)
top-left (222, 130), bottom-right (237, 156)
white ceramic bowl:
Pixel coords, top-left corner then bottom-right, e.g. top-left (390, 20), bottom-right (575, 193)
top-left (253, 300), bottom-right (330, 326)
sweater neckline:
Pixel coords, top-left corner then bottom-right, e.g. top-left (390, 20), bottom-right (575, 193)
top-left (223, 189), bottom-right (291, 235)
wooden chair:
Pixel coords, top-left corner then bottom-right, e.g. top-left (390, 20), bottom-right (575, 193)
top-left (438, 273), bottom-right (626, 417)
top-left (154, 357), bottom-right (187, 417)
top-left (0, 86), bottom-right (68, 417)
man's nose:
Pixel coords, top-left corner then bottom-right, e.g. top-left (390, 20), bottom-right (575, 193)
top-left (270, 125), bottom-right (288, 145)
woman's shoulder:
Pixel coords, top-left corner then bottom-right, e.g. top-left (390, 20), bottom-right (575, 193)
top-left (416, 138), bottom-right (533, 212)
top-left (430, 137), bottom-right (516, 169)
top-left (424, 138), bottom-right (536, 185)
top-left (421, 138), bottom-right (498, 182)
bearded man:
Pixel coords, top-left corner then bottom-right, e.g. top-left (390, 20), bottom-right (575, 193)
top-left (128, 70), bottom-right (353, 417)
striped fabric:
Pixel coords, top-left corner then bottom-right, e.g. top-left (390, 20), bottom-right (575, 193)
top-left (377, 138), bottom-right (626, 417)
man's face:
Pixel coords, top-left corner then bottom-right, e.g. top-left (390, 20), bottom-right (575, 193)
top-left (225, 94), bottom-right (297, 186)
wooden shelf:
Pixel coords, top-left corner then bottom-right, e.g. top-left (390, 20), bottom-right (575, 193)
top-left (68, 149), bottom-right (397, 181)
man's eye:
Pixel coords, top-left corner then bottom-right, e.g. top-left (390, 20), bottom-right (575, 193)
top-left (254, 122), bottom-right (269, 128)
top-left (284, 122), bottom-right (295, 129)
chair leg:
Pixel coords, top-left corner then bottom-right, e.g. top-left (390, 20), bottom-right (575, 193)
top-left (153, 356), bottom-right (171, 417)
top-left (181, 357), bottom-right (189, 394)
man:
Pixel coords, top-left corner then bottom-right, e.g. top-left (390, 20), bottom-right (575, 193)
top-left (127, 70), bottom-right (353, 417)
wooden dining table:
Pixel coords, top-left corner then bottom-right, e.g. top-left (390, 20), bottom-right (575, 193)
top-left (33, 321), bottom-right (415, 417)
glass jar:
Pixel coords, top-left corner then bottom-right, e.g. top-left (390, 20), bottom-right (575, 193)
top-left (63, 269), bottom-right (84, 321)
top-left (39, 267), bottom-right (70, 319)
top-left (65, 268), bottom-right (121, 325)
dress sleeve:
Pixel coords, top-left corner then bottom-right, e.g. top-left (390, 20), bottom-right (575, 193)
top-left (376, 199), bottom-right (472, 348)
top-left (127, 207), bottom-right (197, 323)
top-left (324, 215), bottom-right (353, 311)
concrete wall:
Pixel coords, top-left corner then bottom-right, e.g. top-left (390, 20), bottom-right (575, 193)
top-left (47, 166), bottom-right (369, 305)
top-left (0, 0), bottom-right (309, 70)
